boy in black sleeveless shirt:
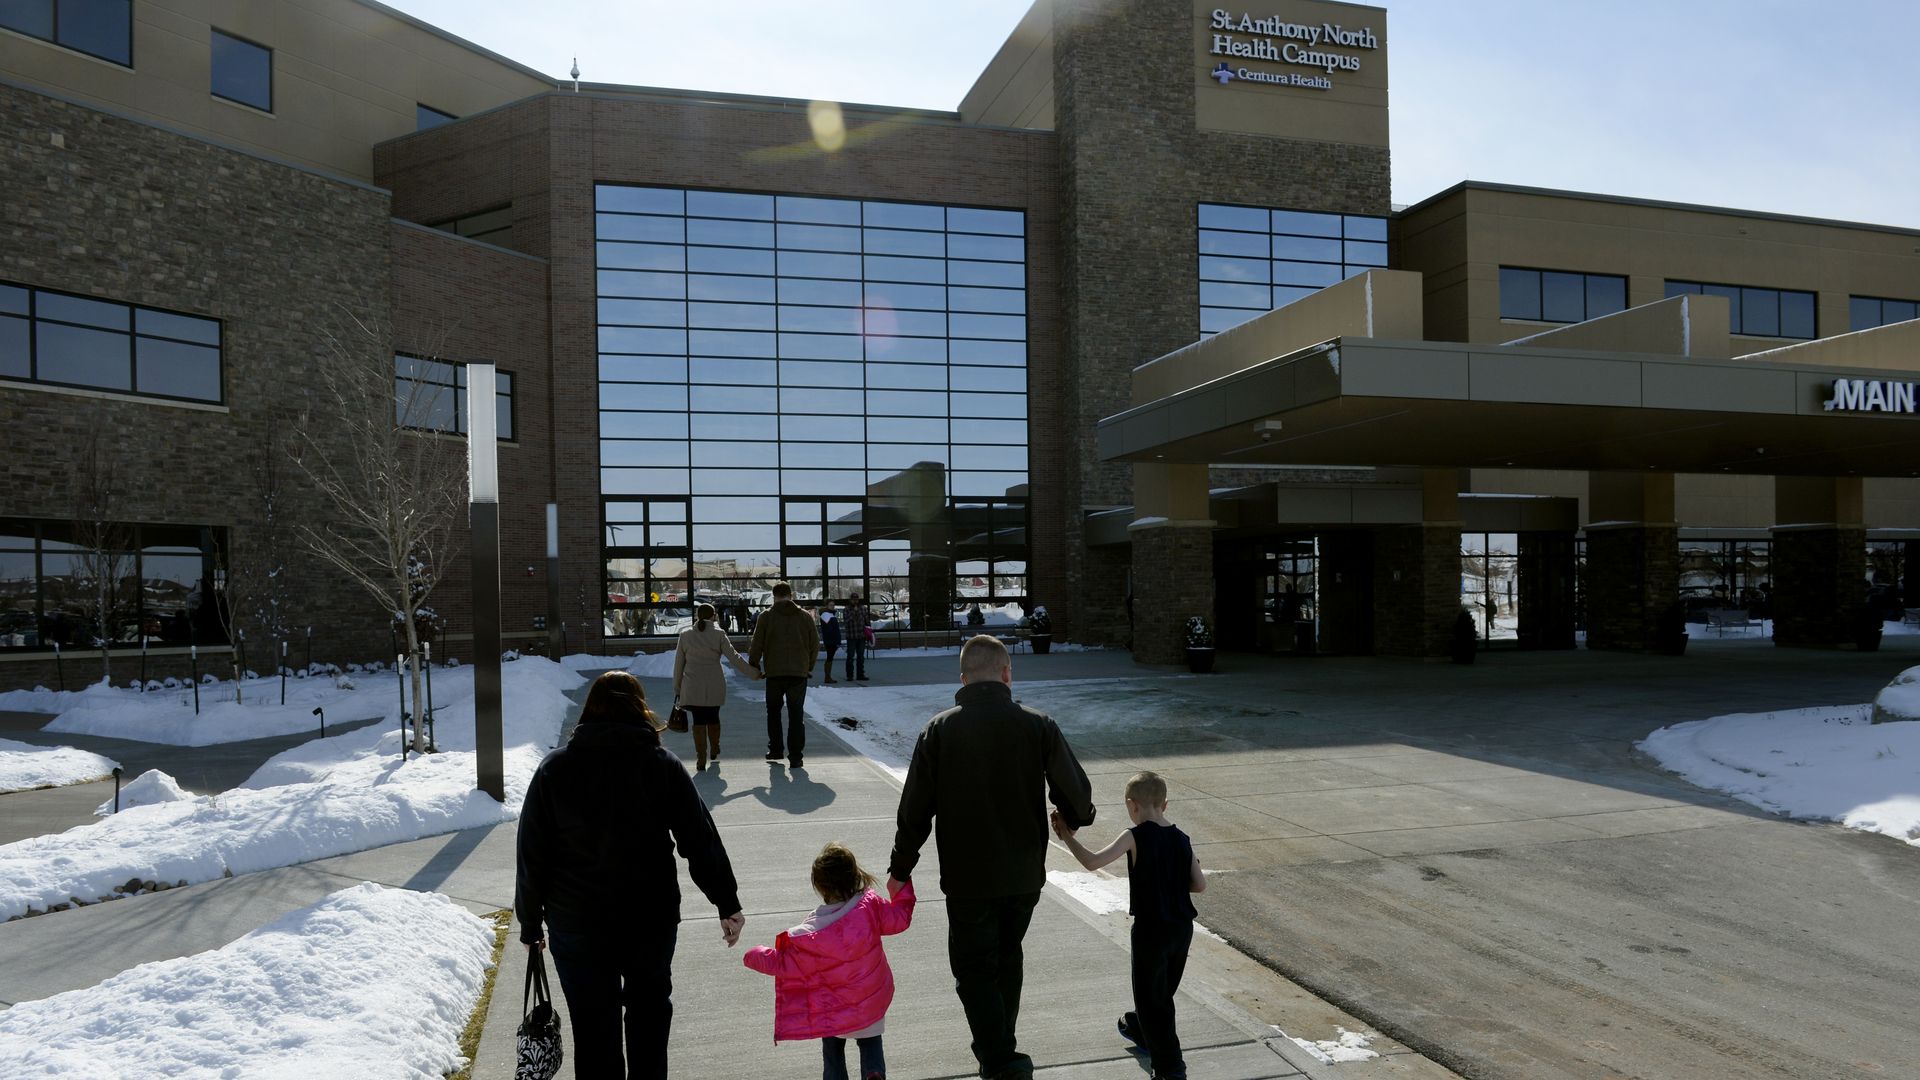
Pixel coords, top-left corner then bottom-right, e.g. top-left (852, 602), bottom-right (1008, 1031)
top-left (1052, 771), bottom-right (1205, 1080)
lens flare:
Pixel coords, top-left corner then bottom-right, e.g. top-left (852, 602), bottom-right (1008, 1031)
top-left (807, 100), bottom-right (847, 152)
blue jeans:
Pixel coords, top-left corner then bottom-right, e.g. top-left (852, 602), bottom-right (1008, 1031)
top-left (822, 1034), bottom-right (885, 1080)
top-left (546, 924), bottom-right (677, 1080)
top-left (845, 635), bottom-right (866, 678)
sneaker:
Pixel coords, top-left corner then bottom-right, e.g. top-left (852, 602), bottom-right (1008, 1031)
top-left (790, 757), bottom-right (804, 769)
top-left (765, 751), bottom-right (783, 761)
top-left (1118, 1012), bottom-right (1143, 1045)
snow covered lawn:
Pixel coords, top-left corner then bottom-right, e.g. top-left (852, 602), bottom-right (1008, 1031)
top-left (0, 883), bottom-right (495, 1079)
top-left (0, 659), bottom-right (580, 922)
top-left (1639, 706), bottom-right (1920, 845)
top-left (40, 673), bottom-right (391, 746)
top-left (0, 739), bottom-right (118, 793)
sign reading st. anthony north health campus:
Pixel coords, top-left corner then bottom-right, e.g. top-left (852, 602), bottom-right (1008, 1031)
top-left (1207, 9), bottom-right (1379, 92)
top-left (1824, 378), bottom-right (1920, 414)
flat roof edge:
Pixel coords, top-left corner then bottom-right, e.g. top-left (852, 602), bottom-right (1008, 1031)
top-left (390, 218), bottom-right (547, 264)
top-left (1396, 180), bottom-right (1920, 238)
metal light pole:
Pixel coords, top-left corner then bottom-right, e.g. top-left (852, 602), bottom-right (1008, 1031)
top-left (546, 503), bottom-right (563, 659)
top-left (469, 363), bottom-right (506, 801)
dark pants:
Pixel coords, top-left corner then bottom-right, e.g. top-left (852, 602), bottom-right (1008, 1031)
top-left (823, 642), bottom-right (839, 680)
top-left (546, 923), bottom-right (678, 1080)
top-left (821, 1034), bottom-right (885, 1080)
top-left (947, 891), bottom-right (1040, 1077)
top-left (1131, 918), bottom-right (1193, 1078)
top-left (764, 675), bottom-right (807, 759)
top-left (845, 635), bottom-right (866, 678)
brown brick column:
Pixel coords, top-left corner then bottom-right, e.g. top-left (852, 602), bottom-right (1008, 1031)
top-left (1129, 521), bottom-right (1214, 665)
top-left (1370, 524), bottom-right (1462, 657)
top-left (1583, 525), bottom-right (1679, 652)
top-left (1770, 526), bottom-right (1867, 646)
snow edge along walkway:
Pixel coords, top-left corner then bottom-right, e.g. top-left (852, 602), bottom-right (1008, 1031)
top-left (0, 883), bottom-right (495, 1079)
top-left (0, 739), bottom-right (119, 793)
top-left (0, 659), bottom-right (581, 922)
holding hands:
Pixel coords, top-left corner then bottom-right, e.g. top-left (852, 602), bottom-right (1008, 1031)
top-left (720, 910), bottom-right (746, 947)
top-left (1049, 810), bottom-right (1076, 841)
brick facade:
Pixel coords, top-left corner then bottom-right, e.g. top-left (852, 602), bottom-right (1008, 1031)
top-left (1, 83), bottom-right (396, 690)
top-left (1583, 525), bottom-right (1679, 653)
top-left (1370, 525), bottom-right (1462, 657)
top-left (1051, 0), bottom-right (1391, 644)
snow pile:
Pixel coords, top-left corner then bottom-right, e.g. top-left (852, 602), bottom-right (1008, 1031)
top-left (42, 674), bottom-right (386, 747)
top-left (562, 652), bottom-right (634, 670)
top-left (0, 883), bottom-right (493, 1079)
top-left (1046, 870), bottom-right (1130, 915)
top-left (0, 685), bottom-right (84, 714)
top-left (0, 659), bottom-right (580, 921)
top-left (0, 740), bottom-right (118, 793)
top-left (627, 650), bottom-right (678, 678)
top-left (95, 768), bottom-right (192, 815)
top-left (1278, 1026), bottom-right (1380, 1064)
top-left (1639, 705), bottom-right (1920, 845)
top-left (1870, 664), bottom-right (1920, 724)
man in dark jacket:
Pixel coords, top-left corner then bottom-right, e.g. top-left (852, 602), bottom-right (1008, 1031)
top-left (887, 634), bottom-right (1096, 1079)
top-left (515, 671), bottom-right (743, 1079)
top-left (748, 580), bottom-right (820, 767)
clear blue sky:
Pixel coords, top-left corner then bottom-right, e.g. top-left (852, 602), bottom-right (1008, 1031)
top-left (387, 0), bottom-right (1919, 227)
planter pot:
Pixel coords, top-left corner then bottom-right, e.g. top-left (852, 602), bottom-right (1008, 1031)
top-left (1031, 634), bottom-right (1052, 655)
top-left (1186, 647), bottom-right (1215, 674)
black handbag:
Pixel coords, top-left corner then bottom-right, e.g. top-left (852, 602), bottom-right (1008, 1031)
top-left (515, 948), bottom-right (564, 1080)
top-left (668, 697), bottom-right (690, 733)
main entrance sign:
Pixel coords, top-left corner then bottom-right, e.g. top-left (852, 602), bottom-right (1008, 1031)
top-left (1191, 0), bottom-right (1389, 147)
top-left (1823, 378), bottom-right (1919, 414)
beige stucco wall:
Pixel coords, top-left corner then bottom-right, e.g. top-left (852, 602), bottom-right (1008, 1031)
top-left (1398, 184), bottom-right (1920, 350)
top-left (0, 0), bottom-right (553, 180)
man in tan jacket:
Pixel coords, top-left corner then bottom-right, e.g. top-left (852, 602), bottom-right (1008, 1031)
top-left (747, 581), bottom-right (820, 767)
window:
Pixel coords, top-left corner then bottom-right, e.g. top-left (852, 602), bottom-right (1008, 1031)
top-left (0, 0), bottom-right (131, 66)
top-left (417, 104), bottom-right (457, 131)
top-left (1198, 205), bottom-right (1389, 335)
top-left (0, 518), bottom-right (224, 651)
top-left (432, 205), bottom-right (514, 249)
top-left (394, 355), bottom-right (514, 439)
top-left (0, 281), bottom-right (222, 402)
top-left (595, 185), bottom-right (1031, 633)
top-left (1498, 267), bottom-right (1628, 324)
top-left (210, 30), bottom-right (272, 112)
top-left (1850, 295), bottom-right (1919, 333)
top-left (1665, 280), bottom-right (1815, 339)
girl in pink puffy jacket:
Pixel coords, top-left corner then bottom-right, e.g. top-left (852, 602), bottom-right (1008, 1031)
top-left (744, 842), bottom-right (915, 1080)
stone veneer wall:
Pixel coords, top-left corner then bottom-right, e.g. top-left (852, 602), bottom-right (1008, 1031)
top-left (1130, 523), bottom-right (1215, 664)
top-left (1051, 0), bottom-right (1391, 645)
top-left (1583, 525), bottom-right (1678, 652)
top-left (0, 83), bottom-right (396, 690)
top-left (1370, 525), bottom-right (1461, 657)
top-left (1771, 527), bottom-right (1867, 647)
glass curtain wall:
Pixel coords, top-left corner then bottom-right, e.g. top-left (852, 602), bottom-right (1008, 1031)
top-left (1197, 204), bottom-right (1388, 335)
top-left (595, 186), bottom-right (1029, 638)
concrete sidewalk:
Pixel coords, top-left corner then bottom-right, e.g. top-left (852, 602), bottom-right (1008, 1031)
top-left (0, 658), bottom-right (1454, 1078)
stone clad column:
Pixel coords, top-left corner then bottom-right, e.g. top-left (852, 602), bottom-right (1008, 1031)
top-left (1772, 477), bottom-right (1867, 647)
top-left (1130, 463), bottom-right (1213, 665)
top-left (1370, 470), bottom-right (1462, 658)
top-left (1584, 472), bottom-right (1679, 652)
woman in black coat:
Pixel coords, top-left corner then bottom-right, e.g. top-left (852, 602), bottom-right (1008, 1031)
top-left (515, 670), bottom-right (746, 1079)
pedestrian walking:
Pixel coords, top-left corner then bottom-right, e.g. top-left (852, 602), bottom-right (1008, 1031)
top-left (515, 670), bottom-right (745, 1080)
top-left (749, 580), bottom-right (820, 768)
top-left (886, 634), bottom-right (1096, 1079)
top-left (1052, 771), bottom-right (1206, 1080)
top-left (673, 601), bottom-right (761, 771)
top-left (820, 598), bottom-right (842, 684)
top-left (844, 592), bottom-right (870, 681)
top-left (743, 842), bottom-right (916, 1080)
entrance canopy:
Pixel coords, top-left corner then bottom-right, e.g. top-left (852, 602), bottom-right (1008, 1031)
top-left (1098, 335), bottom-right (1920, 477)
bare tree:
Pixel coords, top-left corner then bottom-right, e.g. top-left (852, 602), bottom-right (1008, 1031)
top-left (69, 418), bottom-right (137, 683)
top-left (217, 411), bottom-right (299, 671)
top-left (291, 310), bottom-right (465, 751)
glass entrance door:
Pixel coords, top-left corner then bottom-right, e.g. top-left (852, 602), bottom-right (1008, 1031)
top-left (1461, 533), bottom-right (1519, 644)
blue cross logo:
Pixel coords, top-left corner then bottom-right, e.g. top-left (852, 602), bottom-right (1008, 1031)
top-left (1211, 62), bottom-right (1234, 85)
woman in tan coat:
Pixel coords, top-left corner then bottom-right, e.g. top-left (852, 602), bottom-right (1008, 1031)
top-left (674, 602), bottom-right (759, 770)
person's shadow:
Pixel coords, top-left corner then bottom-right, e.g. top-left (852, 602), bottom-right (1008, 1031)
top-left (692, 762), bottom-right (836, 815)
